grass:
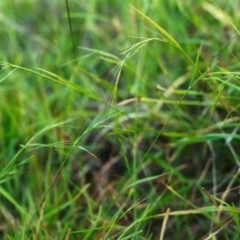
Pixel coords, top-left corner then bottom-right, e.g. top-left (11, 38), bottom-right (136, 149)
top-left (1, 0), bottom-right (240, 239)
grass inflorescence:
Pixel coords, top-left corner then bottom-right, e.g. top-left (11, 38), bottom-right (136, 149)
top-left (1, 0), bottom-right (240, 239)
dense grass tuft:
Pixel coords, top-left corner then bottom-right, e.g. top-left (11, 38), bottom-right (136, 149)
top-left (1, 0), bottom-right (240, 239)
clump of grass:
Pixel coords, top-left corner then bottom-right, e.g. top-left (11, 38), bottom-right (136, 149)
top-left (1, 0), bottom-right (240, 239)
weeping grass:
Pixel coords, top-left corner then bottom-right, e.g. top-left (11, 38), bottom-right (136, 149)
top-left (1, 0), bottom-right (240, 239)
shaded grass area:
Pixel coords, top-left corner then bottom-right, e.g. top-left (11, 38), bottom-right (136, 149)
top-left (1, 0), bottom-right (240, 239)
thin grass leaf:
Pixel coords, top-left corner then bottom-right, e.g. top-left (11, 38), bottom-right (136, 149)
top-left (159, 208), bottom-right (170, 240)
top-left (154, 205), bottom-right (240, 217)
top-left (130, 5), bottom-right (201, 75)
top-left (125, 173), bottom-right (169, 189)
top-left (120, 231), bottom-right (143, 240)
top-left (0, 61), bottom-right (100, 101)
top-left (210, 0), bottom-right (240, 36)
top-left (0, 187), bottom-right (27, 215)
top-left (0, 68), bottom-right (17, 82)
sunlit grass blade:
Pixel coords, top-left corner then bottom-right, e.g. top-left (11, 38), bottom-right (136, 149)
top-left (0, 61), bottom-right (100, 101)
top-left (130, 5), bottom-right (202, 75)
top-left (159, 208), bottom-right (170, 240)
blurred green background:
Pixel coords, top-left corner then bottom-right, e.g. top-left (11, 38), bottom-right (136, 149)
top-left (1, 0), bottom-right (240, 239)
